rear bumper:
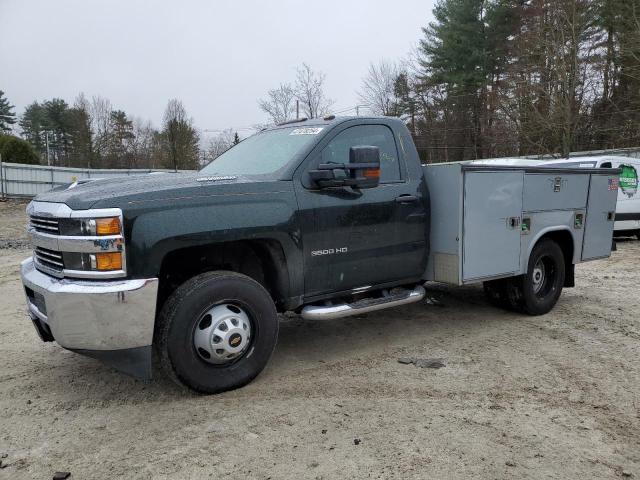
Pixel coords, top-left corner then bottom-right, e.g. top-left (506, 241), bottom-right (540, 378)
top-left (20, 257), bottom-right (158, 379)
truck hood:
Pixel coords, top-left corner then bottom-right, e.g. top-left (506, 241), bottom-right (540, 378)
top-left (33, 172), bottom-right (272, 210)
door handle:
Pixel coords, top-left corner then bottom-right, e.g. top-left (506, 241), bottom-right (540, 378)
top-left (395, 195), bottom-right (419, 204)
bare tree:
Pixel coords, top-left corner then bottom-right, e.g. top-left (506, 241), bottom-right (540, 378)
top-left (88, 95), bottom-right (113, 166)
top-left (358, 60), bottom-right (399, 116)
top-left (258, 84), bottom-right (296, 124)
top-left (130, 117), bottom-right (156, 168)
top-left (69, 93), bottom-right (94, 167)
top-left (206, 128), bottom-right (236, 161)
top-left (294, 63), bottom-right (333, 118)
top-left (499, 0), bottom-right (595, 157)
top-left (162, 99), bottom-right (200, 170)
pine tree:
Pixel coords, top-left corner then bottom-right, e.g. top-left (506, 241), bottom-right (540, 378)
top-left (233, 132), bottom-right (240, 145)
top-left (42, 98), bottom-right (73, 166)
top-left (66, 105), bottom-right (93, 168)
top-left (0, 90), bottom-right (17, 133)
top-left (107, 110), bottom-right (134, 168)
top-left (20, 102), bottom-right (47, 157)
top-left (417, 0), bottom-right (517, 160)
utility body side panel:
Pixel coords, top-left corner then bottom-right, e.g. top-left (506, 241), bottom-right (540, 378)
top-left (462, 171), bottom-right (523, 282)
top-left (582, 174), bottom-right (618, 260)
top-left (520, 210), bottom-right (584, 267)
top-left (522, 174), bottom-right (589, 212)
top-left (423, 164), bottom-right (463, 284)
top-left (423, 163), bottom-right (619, 286)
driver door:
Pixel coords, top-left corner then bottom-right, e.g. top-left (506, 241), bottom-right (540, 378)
top-left (295, 124), bottom-right (425, 298)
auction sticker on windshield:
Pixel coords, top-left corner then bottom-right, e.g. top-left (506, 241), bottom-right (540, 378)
top-left (290, 127), bottom-right (324, 135)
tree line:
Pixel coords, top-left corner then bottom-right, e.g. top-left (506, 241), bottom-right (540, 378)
top-left (3, 0), bottom-right (639, 168)
top-left (0, 92), bottom-right (204, 170)
top-left (356, 0), bottom-right (640, 162)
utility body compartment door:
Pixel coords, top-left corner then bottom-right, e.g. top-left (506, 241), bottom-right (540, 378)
top-left (462, 171), bottom-right (523, 282)
top-left (582, 174), bottom-right (618, 260)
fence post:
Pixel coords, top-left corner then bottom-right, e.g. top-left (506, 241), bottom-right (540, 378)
top-left (0, 153), bottom-right (5, 200)
top-left (50, 166), bottom-right (54, 190)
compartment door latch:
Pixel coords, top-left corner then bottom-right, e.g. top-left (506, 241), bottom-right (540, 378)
top-left (507, 216), bottom-right (521, 229)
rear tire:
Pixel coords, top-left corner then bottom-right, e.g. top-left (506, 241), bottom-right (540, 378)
top-left (155, 271), bottom-right (279, 394)
top-left (505, 239), bottom-right (565, 316)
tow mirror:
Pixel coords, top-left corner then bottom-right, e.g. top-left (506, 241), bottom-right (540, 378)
top-left (309, 146), bottom-right (381, 189)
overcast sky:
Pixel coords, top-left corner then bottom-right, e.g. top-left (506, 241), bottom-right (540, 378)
top-left (0, 0), bottom-right (434, 136)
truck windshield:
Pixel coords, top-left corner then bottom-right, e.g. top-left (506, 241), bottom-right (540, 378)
top-left (200, 126), bottom-right (322, 177)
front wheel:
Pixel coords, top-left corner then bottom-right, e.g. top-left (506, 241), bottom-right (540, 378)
top-left (506, 239), bottom-right (565, 316)
top-left (155, 271), bottom-right (279, 394)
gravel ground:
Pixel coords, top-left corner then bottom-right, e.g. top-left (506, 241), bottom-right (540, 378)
top-left (0, 201), bottom-right (638, 479)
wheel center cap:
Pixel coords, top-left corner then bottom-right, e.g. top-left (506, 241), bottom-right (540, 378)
top-left (193, 304), bottom-right (252, 365)
top-left (229, 332), bottom-right (243, 348)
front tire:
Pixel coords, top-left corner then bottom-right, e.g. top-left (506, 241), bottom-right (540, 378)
top-left (155, 271), bottom-right (279, 394)
top-left (506, 239), bottom-right (565, 315)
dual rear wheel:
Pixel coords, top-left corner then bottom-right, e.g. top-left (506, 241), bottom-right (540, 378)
top-left (483, 239), bottom-right (565, 316)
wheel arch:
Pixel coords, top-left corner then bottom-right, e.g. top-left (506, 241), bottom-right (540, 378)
top-left (526, 227), bottom-right (575, 288)
top-left (156, 238), bottom-right (291, 313)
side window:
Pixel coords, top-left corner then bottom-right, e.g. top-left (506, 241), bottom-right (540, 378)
top-left (321, 125), bottom-right (402, 183)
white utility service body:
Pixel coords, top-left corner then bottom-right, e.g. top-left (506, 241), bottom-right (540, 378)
top-left (423, 163), bottom-right (619, 285)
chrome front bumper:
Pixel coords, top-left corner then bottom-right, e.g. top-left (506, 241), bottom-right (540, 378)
top-left (20, 257), bottom-right (159, 379)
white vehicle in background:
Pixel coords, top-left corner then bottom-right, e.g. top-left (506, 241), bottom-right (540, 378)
top-left (541, 156), bottom-right (640, 238)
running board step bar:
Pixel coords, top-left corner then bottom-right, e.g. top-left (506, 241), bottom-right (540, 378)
top-left (301, 285), bottom-right (426, 321)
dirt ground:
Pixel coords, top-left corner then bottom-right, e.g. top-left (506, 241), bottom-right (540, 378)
top-left (0, 198), bottom-right (638, 479)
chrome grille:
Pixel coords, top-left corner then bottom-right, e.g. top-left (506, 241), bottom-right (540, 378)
top-left (34, 246), bottom-right (64, 272)
top-left (30, 215), bottom-right (60, 235)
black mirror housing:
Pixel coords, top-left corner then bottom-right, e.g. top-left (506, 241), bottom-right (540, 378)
top-left (309, 145), bottom-right (381, 189)
top-left (348, 146), bottom-right (380, 189)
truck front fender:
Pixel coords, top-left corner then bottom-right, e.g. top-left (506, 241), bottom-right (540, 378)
top-left (124, 190), bottom-right (304, 302)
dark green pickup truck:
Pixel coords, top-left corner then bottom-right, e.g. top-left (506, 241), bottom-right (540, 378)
top-left (20, 116), bottom-right (619, 393)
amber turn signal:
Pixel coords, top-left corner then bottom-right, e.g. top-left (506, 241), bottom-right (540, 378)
top-left (95, 252), bottom-right (123, 271)
top-left (96, 217), bottom-right (121, 236)
top-left (363, 168), bottom-right (380, 179)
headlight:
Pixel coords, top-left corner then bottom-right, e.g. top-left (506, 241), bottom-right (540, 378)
top-left (63, 251), bottom-right (124, 272)
top-left (58, 217), bottom-right (122, 236)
